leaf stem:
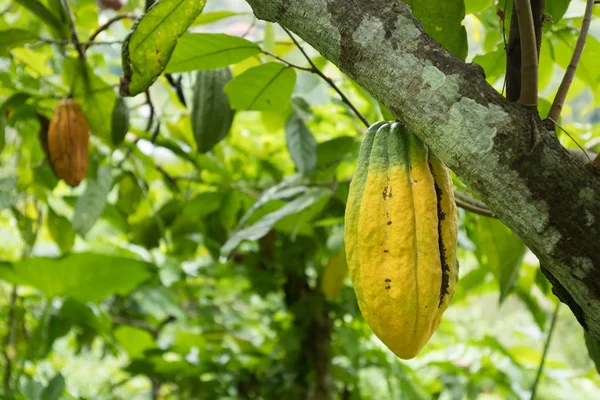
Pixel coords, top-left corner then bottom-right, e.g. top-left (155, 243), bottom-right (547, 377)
top-left (281, 27), bottom-right (370, 128)
top-left (530, 302), bottom-right (560, 400)
top-left (84, 13), bottom-right (137, 53)
top-left (62, 0), bottom-right (85, 59)
top-left (548, 0), bottom-right (594, 121)
top-left (514, 0), bottom-right (538, 106)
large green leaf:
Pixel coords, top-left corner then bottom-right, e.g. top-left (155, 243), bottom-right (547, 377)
top-left (464, 0), bottom-right (494, 14)
top-left (62, 58), bottom-right (117, 143)
top-left (403, 0), bottom-right (468, 60)
top-left (471, 218), bottom-right (526, 303)
top-left (0, 29), bottom-right (39, 56)
top-left (285, 112), bottom-right (317, 174)
top-left (191, 68), bottom-right (235, 153)
top-left (546, 0), bottom-right (572, 23)
top-left (115, 325), bottom-right (156, 358)
top-left (120, 0), bottom-right (206, 96)
top-left (14, 0), bottom-right (68, 39)
top-left (224, 63), bottom-right (296, 112)
top-left (0, 253), bottom-right (155, 302)
top-left (73, 166), bottom-right (113, 236)
top-left (48, 207), bottom-right (75, 254)
top-left (166, 33), bottom-right (261, 73)
top-left (221, 189), bottom-right (329, 256)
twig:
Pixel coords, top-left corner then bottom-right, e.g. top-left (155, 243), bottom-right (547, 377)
top-left (2, 286), bottom-right (18, 396)
top-left (241, 16), bottom-right (257, 38)
top-left (548, 0), bottom-right (594, 121)
top-left (455, 199), bottom-right (498, 218)
top-left (530, 303), bottom-right (560, 400)
top-left (261, 50), bottom-right (314, 72)
top-left (514, 0), bottom-right (538, 106)
top-left (145, 90), bottom-right (155, 133)
top-left (31, 39), bottom-right (123, 49)
top-left (281, 26), bottom-right (370, 128)
top-left (547, 117), bottom-right (592, 162)
top-left (62, 0), bottom-right (85, 59)
top-left (165, 74), bottom-right (187, 107)
top-left (84, 13), bottom-right (137, 52)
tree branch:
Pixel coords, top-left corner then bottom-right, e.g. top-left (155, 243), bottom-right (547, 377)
top-left (548, 0), bottom-right (595, 121)
top-left (505, 0), bottom-right (544, 102)
top-left (245, 0), bottom-right (600, 337)
top-left (514, 0), bottom-right (539, 106)
top-left (62, 0), bottom-right (85, 59)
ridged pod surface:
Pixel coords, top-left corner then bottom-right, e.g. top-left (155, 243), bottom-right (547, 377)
top-left (48, 99), bottom-right (89, 187)
top-left (344, 122), bottom-right (457, 359)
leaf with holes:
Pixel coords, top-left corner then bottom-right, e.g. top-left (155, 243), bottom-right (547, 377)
top-left (120, 0), bottom-right (206, 96)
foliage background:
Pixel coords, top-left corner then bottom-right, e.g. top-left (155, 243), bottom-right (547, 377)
top-left (1, 0), bottom-right (599, 399)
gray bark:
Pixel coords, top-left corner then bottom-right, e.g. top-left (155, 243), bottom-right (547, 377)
top-left (245, 0), bottom-right (600, 336)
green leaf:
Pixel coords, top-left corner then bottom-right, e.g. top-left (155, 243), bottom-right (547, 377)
top-left (60, 299), bottom-right (112, 335)
top-left (48, 207), bottom-right (75, 254)
top-left (263, 22), bottom-right (276, 54)
top-left (403, 0), bottom-right (468, 60)
top-left (0, 29), bottom-right (39, 56)
top-left (285, 113), bottom-right (317, 174)
top-left (316, 136), bottom-right (358, 167)
top-left (0, 253), bottom-right (154, 302)
top-left (41, 373), bottom-right (65, 400)
top-left (73, 165), bottom-right (113, 236)
top-left (546, 0), bottom-right (572, 23)
top-left (224, 63), bottom-right (296, 112)
top-left (115, 325), bottom-right (156, 359)
top-left (584, 331), bottom-right (600, 374)
top-left (111, 96), bottom-right (130, 147)
top-left (464, 0), bottom-right (494, 14)
top-left (62, 58), bottom-right (117, 143)
top-left (221, 189), bottom-right (329, 256)
top-left (220, 190), bottom-right (243, 231)
top-left (0, 114), bottom-right (5, 155)
top-left (515, 287), bottom-right (547, 330)
top-left (14, 0), bottom-right (67, 39)
top-left (192, 11), bottom-right (240, 26)
top-left (120, 0), bottom-right (206, 96)
top-left (0, 176), bottom-right (22, 210)
top-left (116, 172), bottom-right (142, 215)
top-left (166, 33), bottom-right (261, 73)
top-left (191, 68), bottom-right (235, 153)
top-left (471, 218), bottom-right (526, 303)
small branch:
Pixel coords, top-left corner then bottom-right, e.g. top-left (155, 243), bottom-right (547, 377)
top-left (547, 117), bottom-right (592, 162)
top-left (165, 74), bottom-right (187, 107)
top-left (281, 26), bottom-right (370, 128)
top-left (31, 39), bottom-right (123, 49)
top-left (261, 50), bottom-right (314, 72)
top-left (62, 0), bottom-right (85, 59)
top-left (548, 0), bottom-right (594, 121)
top-left (455, 199), bottom-right (498, 218)
top-left (530, 303), bottom-right (560, 400)
top-left (84, 13), bottom-right (137, 52)
top-left (145, 90), bottom-right (155, 133)
top-left (514, 0), bottom-right (539, 106)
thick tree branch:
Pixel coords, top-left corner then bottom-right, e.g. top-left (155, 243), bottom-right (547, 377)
top-left (245, 0), bottom-right (600, 336)
top-left (514, 0), bottom-right (539, 106)
top-left (548, 0), bottom-right (595, 121)
top-left (506, 0), bottom-right (544, 102)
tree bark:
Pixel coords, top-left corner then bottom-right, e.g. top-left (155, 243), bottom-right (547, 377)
top-left (245, 0), bottom-right (600, 337)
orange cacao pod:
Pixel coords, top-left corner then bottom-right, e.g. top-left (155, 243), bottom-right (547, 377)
top-left (48, 99), bottom-right (89, 187)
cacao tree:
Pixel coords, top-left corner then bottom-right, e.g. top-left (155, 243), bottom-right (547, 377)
top-left (0, 0), bottom-right (599, 399)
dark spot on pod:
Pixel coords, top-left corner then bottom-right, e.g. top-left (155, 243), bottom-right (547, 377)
top-left (383, 250), bottom-right (389, 253)
top-left (387, 221), bottom-right (392, 225)
top-left (385, 278), bottom-right (391, 282)
top-left (385, 285), bottom-right (391, 290)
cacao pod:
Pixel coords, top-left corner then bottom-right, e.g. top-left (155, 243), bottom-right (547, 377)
top-left (47, 99), bottom-right (89, 187)
top-left (344, 121), bottom-right (458, 359)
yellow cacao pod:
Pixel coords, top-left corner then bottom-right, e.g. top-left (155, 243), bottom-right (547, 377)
top-left (344, 122), bottom-right (458, 359)
top-left (48, 99), bottom-right (89, 187)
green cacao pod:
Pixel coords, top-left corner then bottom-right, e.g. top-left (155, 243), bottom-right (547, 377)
top-left (344, 121), bottom-right (458, 359)
top-left (47, 99), bottom-right (89, 187)
top-left (191, 68), bottom-right (235, 153)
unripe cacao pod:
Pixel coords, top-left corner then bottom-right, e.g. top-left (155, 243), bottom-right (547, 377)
top-left (344, 122), bottom-right (458, 359)
top-left (48, 99), bottom-right (89, 187)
